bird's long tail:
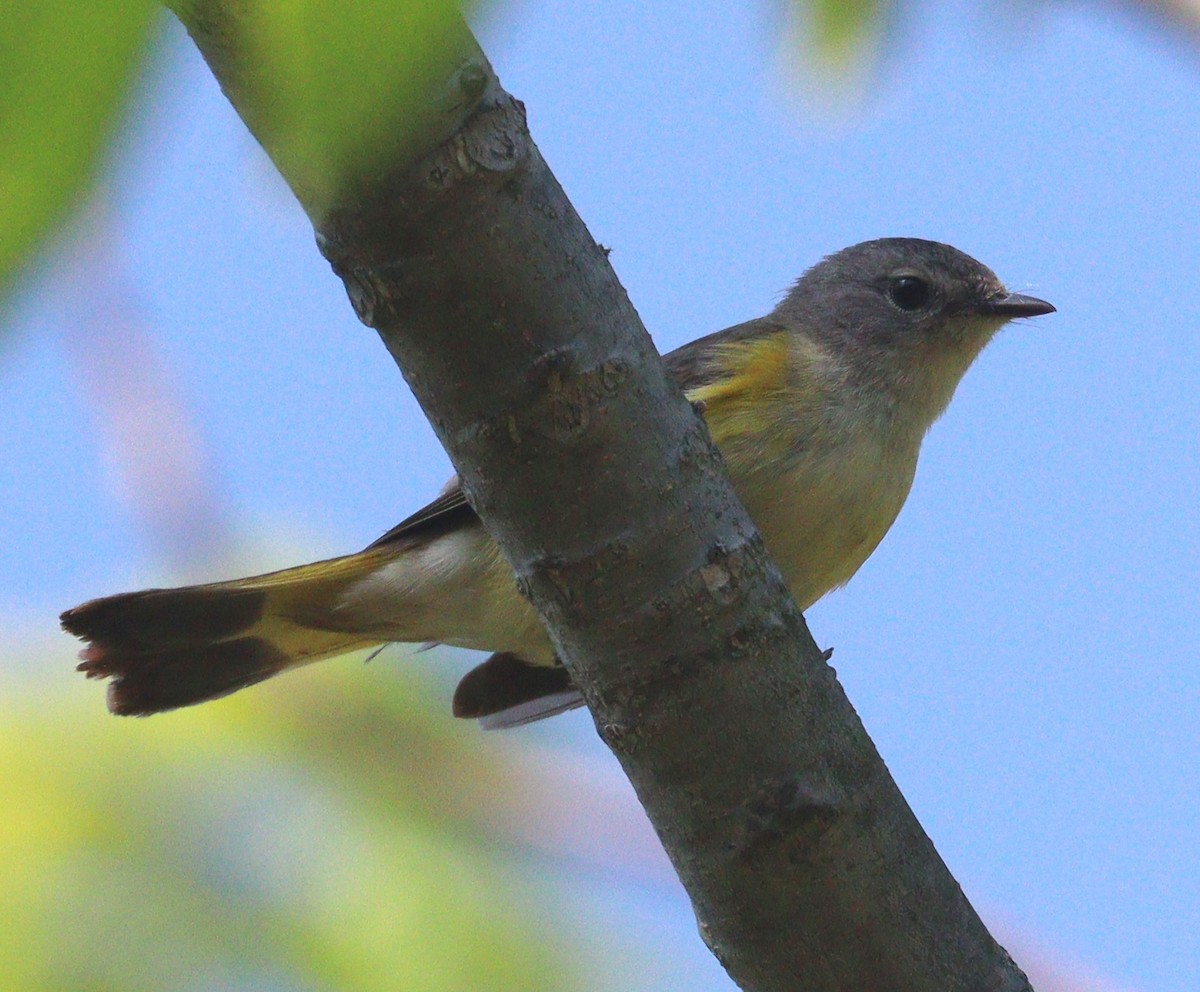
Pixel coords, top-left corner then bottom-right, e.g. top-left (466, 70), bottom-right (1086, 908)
top-left (61, 552), bottom-right (387, 716)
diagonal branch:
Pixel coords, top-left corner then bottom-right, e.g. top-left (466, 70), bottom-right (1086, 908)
top-left (169, 3), bottom-right (1035, 990)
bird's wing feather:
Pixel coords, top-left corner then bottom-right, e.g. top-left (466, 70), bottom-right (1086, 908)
top-left (662, 317), bottom-right (786, 392)
top-left (366, 317), bottom-right (785, 549)
top-left (364, 486), bottom-right (479, 550)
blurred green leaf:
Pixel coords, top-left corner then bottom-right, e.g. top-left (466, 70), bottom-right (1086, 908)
top-left (779, 0), bottom-right (887, 92)
top-left (0, 1), bottom-right (159, 299)
top-left (807, 0), bottom-right (881, 67)
top-left (236, 0), bottom-right (481, 214)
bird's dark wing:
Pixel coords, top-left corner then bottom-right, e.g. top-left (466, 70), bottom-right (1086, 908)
top-left (364, 485), bottom-right (479, 550)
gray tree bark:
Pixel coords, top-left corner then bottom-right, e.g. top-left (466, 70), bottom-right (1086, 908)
top-left (169, 3), bottom-right (1036, 990)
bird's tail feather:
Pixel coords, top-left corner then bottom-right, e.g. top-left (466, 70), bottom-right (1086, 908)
top-left (61, 553), bottom-right (386, 716)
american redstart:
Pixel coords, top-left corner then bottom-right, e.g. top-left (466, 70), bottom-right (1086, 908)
top-left (63, 238), bottom-right (1053, 728)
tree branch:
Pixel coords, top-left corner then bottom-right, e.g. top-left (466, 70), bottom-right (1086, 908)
top-left (170, 3), bottom-right (1035, 989)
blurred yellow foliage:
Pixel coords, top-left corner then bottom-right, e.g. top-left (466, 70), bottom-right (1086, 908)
top-left (1, 643), bottom-right (575, 992)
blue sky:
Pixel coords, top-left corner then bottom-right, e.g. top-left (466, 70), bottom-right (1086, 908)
top-left (3, 1), bottom-right (1198, 990)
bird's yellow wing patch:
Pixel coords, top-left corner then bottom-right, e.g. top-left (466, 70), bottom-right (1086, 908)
top-left (685, 331), bottom-right (825, 461)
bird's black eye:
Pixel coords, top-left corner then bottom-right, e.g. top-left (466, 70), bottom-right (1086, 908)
top-left (888, 275), bottom-right (932, 312)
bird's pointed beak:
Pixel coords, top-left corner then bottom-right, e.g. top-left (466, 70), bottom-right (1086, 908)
top-left (976, 292), bottom-right (1056, 318)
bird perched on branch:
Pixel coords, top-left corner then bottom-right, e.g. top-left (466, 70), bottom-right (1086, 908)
top-left (63, 238), bottom-right (1053, 728)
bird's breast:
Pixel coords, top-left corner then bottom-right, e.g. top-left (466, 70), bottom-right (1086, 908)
top-left (732, 432), bottom-right (919, 610)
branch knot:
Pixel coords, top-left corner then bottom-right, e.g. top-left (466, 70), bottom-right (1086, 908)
top-left (733, 776), bottom-right (844, 859)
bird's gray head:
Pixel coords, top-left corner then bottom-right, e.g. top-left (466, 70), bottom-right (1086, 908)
top-left (775, 238), bottom-right (1054, 422)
